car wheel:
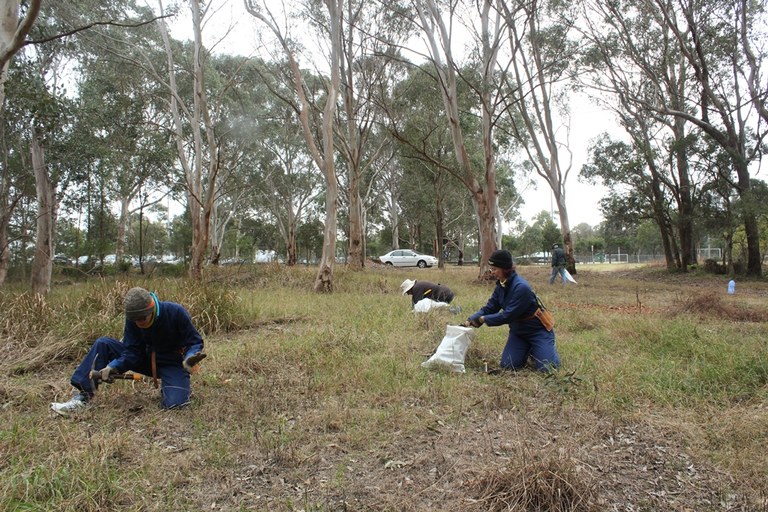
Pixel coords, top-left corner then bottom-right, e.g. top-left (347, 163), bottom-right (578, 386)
top-left (385, 261), bottom-right (393, 266)
top-left (417, 260), bottom-right (426, 268)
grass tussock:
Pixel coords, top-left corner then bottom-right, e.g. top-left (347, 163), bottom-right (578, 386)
top-left (671, 291), bottom-right (768, 322)
top-left (0, 279), bottom-right (251, 375)
top-left (467, 454), bottom-right (599, 512)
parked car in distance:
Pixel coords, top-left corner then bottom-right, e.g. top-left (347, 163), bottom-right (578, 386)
top-left (53, 254), bottom-right (73, 265)
top-left (379, 250), bottom-right (438, 268)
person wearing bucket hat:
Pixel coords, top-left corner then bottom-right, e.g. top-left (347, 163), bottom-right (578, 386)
top-left (51, 287), bottom-right (207, 415)
top-left (400, 279), bottom-right (455, 307)
top-left (463, 249), bottom-right (560, 372)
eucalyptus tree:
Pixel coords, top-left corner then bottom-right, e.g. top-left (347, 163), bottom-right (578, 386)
top-left (580, 0), bottom-right (765, 276)
top-left (0, 0), bottom-right (40, 284)
top-left (0, 63), bottom-right (35, 285)
top-left (12, 40), bottom-right (72, 294)
top-left (737, 0), bottom-right (768, 126)
top-left (328, 0), bottom-right (412, 269)
top-left (2, 0), bottom-right (165, 291)
top-left (379, 155), bottom-right (405, 251)
top-left (579, 0), bottom-right (706, 271)
top-left (74, 53), bottom-right (175, 266)
top-left (408, 0), bottom-right (508, 278)
top-left (151, 0), bottom-right (222, 279)
top-left (204, 55), bottom-right (273, 266)
top-left (581, 135), bottom-right (681, 269)
top-left (392, 63), bottom-right (513, 268)
top-left (497, 0), bottom-right (581, 272)
top-left (62, 0), bottom-right (239, 279)
top-left (246, 0), bottom-right (343, 292)
top-left (0, 0), bottom-right (41, 108)
top-left (252, 96), bottom-right (322, 266)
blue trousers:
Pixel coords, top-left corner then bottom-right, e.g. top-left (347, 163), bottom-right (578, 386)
top-left (70, 337), bottom-right (191, 409)
top-left (500, 323), bottom-right (561, 371)
top-left (549, 266), bottom-right (568, 285)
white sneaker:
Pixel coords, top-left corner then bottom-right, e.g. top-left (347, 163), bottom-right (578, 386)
top-left (51, 394), bottom-right (88, 416)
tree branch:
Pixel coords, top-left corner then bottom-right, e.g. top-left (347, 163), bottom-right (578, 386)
top-left (26, 15), bottom-right (171, 47)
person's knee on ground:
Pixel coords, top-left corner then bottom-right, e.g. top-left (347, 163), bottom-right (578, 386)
top-left (160, 382), bottom-right (191, 409)
top-left (158, 364), bottom-right (192, 409)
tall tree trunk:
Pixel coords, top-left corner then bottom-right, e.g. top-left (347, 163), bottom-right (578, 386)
top-left (0, 0), bottom-right (41, 286)
top-left (30, 129), bottom-right (53, 295)
top-left (116, 196), bottom-right (130, 265)
top-left (415, 0), bottom-right (501, 278)
top-left (435, 192), bottom-right (445, 270)
top-left (286, 221), bottom-right (297, 266)
top-left (347, 171), bottom-right (364, 269)
top-left (0, 211), bottom-right (8, 285)
top-left (157, 1), bottom-right (219, 280)
top-left (247, 0), bottom-right (343, 292)
top-left (734, 161), bottom-right (761, 276)
top-left (0, 119), bottom-right (11, 286)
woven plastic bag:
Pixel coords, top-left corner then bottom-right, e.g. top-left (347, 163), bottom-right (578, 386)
top-left (421, 325), bottom-right (476, 373)
top-left (413, 298), bottom-right (450, 313)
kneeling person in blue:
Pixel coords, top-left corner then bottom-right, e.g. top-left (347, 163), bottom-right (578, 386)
top-left (51, 287), bottom-right (207, 415)
top-left (463, 250), bottom-right (560, 372)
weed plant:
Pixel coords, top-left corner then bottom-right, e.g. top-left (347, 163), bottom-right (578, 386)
top-left (0, 264), bottom-right (766, 511)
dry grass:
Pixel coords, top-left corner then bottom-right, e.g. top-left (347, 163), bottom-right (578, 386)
top-left (671, 291), bottom-right (768, 322)
top-left (1, 264), bottom-right (767, 511)
top-left (466, 453), bottom-right (599, 512)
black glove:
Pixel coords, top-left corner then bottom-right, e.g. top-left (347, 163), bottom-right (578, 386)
top-left (183, 352), bottom-right (207, 373)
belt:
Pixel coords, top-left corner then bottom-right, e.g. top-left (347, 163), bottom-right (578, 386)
top-left (150, 351), bottom-right (159, 389)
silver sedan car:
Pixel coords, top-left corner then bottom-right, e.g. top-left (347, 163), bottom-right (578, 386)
top-left (379, 250), bottom-right (438, 268)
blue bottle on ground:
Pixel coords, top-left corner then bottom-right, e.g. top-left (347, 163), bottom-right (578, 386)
top-left (727, 279), bottom-right (735, 294)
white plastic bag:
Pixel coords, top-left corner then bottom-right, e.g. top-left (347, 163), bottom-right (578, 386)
top-left (413, 298), bottom-right (450, 313)
top-left (421, 325), bottom-right (476, 373)
top-left (564, 269), bottom-right (577, 284)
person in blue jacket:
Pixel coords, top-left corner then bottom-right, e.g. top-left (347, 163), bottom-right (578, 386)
top-left (51, 287), bottom-right (207, 415)
top-left (463, 250), bottom-right (560, 372)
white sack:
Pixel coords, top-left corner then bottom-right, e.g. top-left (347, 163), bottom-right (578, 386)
top-left (564, 269), bottom-right (577, 284)
top-left (421, 325), bottom-right (476, 373)
top-left (413, 298), bottom-right (450, 313)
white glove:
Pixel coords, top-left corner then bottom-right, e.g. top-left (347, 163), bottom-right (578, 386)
top-left (98, 366), bottom-right (115, 382)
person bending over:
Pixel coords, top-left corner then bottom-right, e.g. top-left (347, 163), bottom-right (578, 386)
top-left (400, 279), bottom-right (455, 307)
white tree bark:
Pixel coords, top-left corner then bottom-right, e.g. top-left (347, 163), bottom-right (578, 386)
top-left (246, 0), bottom-right (343, 292)
top-left (412, 0), bottom-right (503, 277)
top-left (157, 0), bottom-right (219, 280)
top-left (30, 128), bottom-right (53, 295)
top-left (0, 0), bottom-right (41, 286)
top-left (503, 0), bottom-right (576, 269)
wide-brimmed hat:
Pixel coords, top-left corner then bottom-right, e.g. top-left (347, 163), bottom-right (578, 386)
top-left (400, 279), bottom-right (416, 295)
top-left (488, 250), bottom-right (513, 270)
